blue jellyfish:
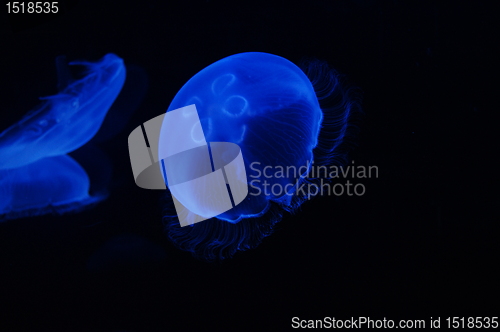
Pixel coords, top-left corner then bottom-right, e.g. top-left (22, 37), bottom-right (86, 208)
top-left (161, 52), bottom-right (361, 260)
top-left (0, 53), bottom-right (126, 221)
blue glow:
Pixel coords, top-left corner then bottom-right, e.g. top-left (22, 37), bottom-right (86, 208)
top-left (0, 53), bottom-right (126, 221)
top-left (162, 52), bottom-right (360, 260)
top-left (0, 53), bottom-right (125, 170)
top-left (0, 155), bottom-right (102, 219)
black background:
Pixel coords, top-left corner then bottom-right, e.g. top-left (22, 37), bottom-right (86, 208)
top-left (0, 1), bottom-right (497, 331)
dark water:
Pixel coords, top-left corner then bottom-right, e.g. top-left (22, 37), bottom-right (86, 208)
top-left (0, 1), bottom-right (497, 330)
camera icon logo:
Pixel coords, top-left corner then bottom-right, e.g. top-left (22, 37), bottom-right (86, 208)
top-left (128, 104), bottom-right (248, 226)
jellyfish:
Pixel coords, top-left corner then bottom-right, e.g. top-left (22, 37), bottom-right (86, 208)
top-left (161, 52), bottom-right (361, 260)
top-left (0, 53), bottom-right (126, 221)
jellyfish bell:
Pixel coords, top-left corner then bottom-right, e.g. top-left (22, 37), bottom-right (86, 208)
top-left (0, 154), bottom-right (104, 220)
top-left (161, 52), bottom-right (324, 223)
